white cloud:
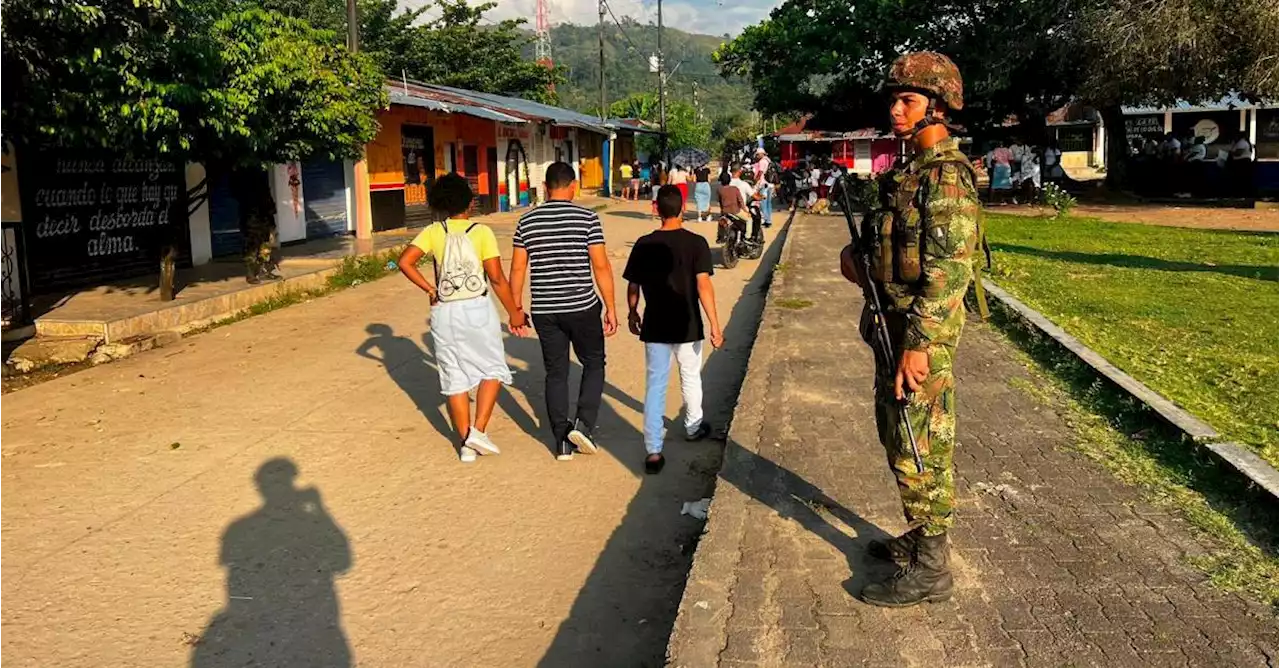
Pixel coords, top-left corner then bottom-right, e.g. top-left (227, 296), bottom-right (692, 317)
top-left (430, 0), bottom-right (779, 36)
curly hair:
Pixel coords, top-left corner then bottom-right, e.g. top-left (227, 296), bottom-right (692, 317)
top-left (428, 173), bottom-right (474, 217)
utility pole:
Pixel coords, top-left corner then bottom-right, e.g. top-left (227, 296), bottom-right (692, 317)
top-left (598, 0), bottom-right (606, 121)
top-left (692, 81), bottom-right (699, 121)
top-left (347, 0), bottom-right (372, 239)
top-left (657, 0), bottom-right (667, 161)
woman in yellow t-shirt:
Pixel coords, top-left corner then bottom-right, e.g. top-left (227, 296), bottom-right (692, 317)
top-left (396, 174), bottom-right (528, 463)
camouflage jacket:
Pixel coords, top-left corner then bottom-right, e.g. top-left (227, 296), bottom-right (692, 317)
top-left (869, 136), bottom-right (979, 351)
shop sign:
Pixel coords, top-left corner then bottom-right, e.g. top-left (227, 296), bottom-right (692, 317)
top-left (498, 123), bottom-right (531, 140)
top-left (1125, 114), bottom-right (1164, 142)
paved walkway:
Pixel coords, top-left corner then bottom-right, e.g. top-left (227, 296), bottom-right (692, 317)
top-left (668, 214), bottom-right (1277, 667)
top-left (0, 200), bottom-right (780, 667)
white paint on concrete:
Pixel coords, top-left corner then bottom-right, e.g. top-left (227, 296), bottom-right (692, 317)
top-left (274, 163), bottom-right (305, 244)
top-left (186, 163), bottom-right (212, 266)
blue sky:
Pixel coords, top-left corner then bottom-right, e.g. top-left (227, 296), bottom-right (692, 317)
top-left (404, 0), bottom-right (778, 38)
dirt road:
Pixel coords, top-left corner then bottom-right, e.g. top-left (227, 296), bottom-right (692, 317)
top-left (0, 201), bottom-right (788, 667)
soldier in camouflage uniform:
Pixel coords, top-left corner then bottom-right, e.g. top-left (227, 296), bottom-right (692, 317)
top-left (237, 169), bottom-right (281, 284)
top-left (839, 51), bottom-right (980, 607)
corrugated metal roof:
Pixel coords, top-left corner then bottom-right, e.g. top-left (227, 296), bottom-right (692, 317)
top-left (1124, 93), bottom-right (1278, 115)
top-left (421, 84), bottom-right (613, 135)
top-left (387, 89), bottom-right (527, 124)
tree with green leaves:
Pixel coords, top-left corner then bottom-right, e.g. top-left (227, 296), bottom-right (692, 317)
top-left (2, 0), bottom-right (386, 296)
top-left (259, 0), bottom-right (563, 103)
top-left (1071, 0), bottom-right (1278, 185)
top-left (608, 93), bottom-right (711, 155)
top-left (714, 0), bottom-right (1081, 136)
top-left (718, 0), bottom-right (1277, 187)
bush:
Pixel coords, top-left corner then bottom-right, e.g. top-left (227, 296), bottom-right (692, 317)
top-left (1039, 182), bottom-right (1078, 218)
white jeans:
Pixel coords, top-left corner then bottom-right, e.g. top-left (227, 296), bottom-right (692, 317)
top-left (643, 341), bottom-right (704, 454)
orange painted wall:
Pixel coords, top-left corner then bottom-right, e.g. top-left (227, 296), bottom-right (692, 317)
top-left (366, 106), bottom-right (499, 205)
top-left (579, 133), bottom-right (604, 189)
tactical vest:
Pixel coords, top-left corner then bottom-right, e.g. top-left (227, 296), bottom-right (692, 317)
top-left (866, 158), bottom-right (991, 318)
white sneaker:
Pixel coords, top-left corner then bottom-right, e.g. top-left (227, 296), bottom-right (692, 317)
top-left (459, 446), bottom-right (477, 463)
top-left (465, 429), bottom-right (501, 456)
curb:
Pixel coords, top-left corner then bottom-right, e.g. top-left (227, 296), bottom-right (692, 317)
top-left (982, 278), bottom-right (1279, 499)
top-left (665, 212), bottom-right (803, 667)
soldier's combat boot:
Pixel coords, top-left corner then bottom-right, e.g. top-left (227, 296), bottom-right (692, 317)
top-left (861, 531), bottom-right (953, 608)
top-left (867, 528), bottom-right (919, 565)
top-left (245, 261), bottom-right (262, 285)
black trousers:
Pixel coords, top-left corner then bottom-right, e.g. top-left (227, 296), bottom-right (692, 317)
top-left (532, 304), bottom-right (606, 444)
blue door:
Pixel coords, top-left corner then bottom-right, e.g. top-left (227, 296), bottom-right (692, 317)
top-left (302, 159), bottom-right (349, 238)
top-left (207, 172), bottom-right (243, 258)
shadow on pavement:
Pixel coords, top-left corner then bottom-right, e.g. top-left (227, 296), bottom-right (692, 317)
top-left (537, 218), bottom-right (858, 666)
top-left (192, 458), bottom-right (352, 668)
top-left (355, 322), bottom-right (541, 453)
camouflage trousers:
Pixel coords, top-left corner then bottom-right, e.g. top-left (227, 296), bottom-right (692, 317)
top-left (865, 312), bottom-right (961, 537)
top-left (243, 219), bottom-right (279, 274)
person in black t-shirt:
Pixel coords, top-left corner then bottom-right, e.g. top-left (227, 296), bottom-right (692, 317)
top-left (623, 185), bottom-right (724, 474)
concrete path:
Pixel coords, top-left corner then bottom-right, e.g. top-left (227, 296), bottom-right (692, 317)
top-left (668, 214), bottom-right (1277, 667)
top-left (0, 200), bottom-right (782, 667)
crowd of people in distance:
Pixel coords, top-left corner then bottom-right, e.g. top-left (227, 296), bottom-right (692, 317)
top-left (1128, 131), bottom-right (1256, 198)
top-left (979, 137), bottom-right (1064, 205)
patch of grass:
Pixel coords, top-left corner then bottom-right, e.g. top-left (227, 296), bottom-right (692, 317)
top-left (985, 212), bottom-right (1279, 465)
top-left (775, 297), bottom-right (814, 310)
top-left (188, 247), bottom-right (405, 336)
top-left (774, 262), bottom-right (789, 274)
top-left (989, 301), bottom-right (1278, 608)
top-left (327, 248), bottom-right (403, 289)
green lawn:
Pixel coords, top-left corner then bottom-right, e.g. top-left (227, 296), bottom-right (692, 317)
top-left (984, 212), bottom-right (1279, 466)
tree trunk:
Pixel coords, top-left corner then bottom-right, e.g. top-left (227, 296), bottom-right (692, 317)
top-left (1100, 103), bottom-right (1130, 190)
top-left (159, 243), bottom-right (177, 301)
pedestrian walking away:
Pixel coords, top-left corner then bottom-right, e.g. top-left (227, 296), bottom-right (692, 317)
top-left (509, 162), bottom-right (619, 461)
top-left (839, 51), bottom-right (981, 608)
top-left (693, 164), bottom-right (713, 222)
top-left (624, 185), bottom-right (724, 475)
top-left (395, 173), bottom-right (528, 463)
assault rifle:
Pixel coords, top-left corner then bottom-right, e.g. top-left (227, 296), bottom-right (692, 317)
top-left (835, 170), bottom-right (926, 475)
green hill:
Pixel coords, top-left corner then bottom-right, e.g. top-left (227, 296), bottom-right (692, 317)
top-left (532, 19), bottom-right (755, 122)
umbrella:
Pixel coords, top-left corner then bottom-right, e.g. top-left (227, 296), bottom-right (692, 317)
top-left (668, 147), bottom-right (710, 169)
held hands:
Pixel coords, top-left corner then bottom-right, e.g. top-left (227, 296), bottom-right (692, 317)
top-left (425, 285), bottom-right (440, 304)
top-left (627, 310), bottom-right (642, 336)
top-left (894, 349), bottom-right (930, 401)
top-left (709, 326), bottom-right (724, 349)
top-left (603, 309), bottom-right (619, 337)
top-left (509, 308), bottom-right (531, 337)
top-left (839, 244), bottom-right (866, 288)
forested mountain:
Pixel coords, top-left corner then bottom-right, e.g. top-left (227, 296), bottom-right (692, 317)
top-left (530, 18), bottom-right (755, 122)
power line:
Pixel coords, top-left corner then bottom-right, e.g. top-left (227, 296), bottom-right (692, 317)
top-left (602, 0), bottom-right (644, 54)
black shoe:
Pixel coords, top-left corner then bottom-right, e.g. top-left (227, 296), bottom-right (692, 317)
top-left (867, 528), bottom-right (919, 565)
top-left (861, 532), bottom-right (953, 608)
top-left (555, 439), bottom-right (574, 461)
top-left (684, 422), bottom-right (712, 442)
top-left (567, 420), bottom-right (598, 455)
top-left (644, 453), bottom-right (665, 474)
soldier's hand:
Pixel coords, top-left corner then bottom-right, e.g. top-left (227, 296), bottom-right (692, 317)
top-left (839, 244), bottom-right (865, 287)
top-left (894, 349), bottom-right (930, 400)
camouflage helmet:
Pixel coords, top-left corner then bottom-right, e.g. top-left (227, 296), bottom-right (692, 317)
top-left (884, 51), bottom-right (964, 111)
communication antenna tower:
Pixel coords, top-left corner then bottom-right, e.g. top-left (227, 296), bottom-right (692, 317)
top-left (535, 0), bottom-right (553, 68)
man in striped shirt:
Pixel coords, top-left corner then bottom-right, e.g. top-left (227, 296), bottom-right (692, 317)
top-left (510, 162), bottom-right (619, 461)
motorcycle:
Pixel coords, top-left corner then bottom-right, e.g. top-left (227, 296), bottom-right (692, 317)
top-left (717, 207), bottom-right (763, 269)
